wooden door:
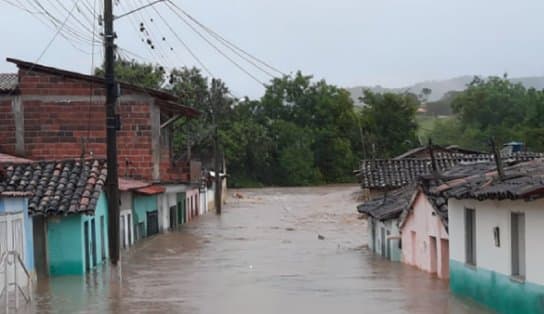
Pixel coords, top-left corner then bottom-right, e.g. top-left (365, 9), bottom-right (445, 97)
top-left (146, 211), bottom-right (159, 236)
top-left (84, 221), bottom-right (90, 271)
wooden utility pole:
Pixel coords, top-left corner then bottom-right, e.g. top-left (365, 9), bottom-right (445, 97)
top-left (213, 112), bottom-right (222, 215)
top-left (490, 138), bottom-right (505, 179)
top-left (428, 138), bottom-right (438, 175)
top-left (104, 0), bottom-right (120, 264)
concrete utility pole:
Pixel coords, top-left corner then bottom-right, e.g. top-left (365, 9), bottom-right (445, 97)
top-left (104, 0), bottom-right (121, 264)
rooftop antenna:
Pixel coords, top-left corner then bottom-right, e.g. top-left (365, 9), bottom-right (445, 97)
top-left (490, 137), bottom-right (505, 179)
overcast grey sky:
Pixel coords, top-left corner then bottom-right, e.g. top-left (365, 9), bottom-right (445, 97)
top-left (1, 0), bottom-right (544, 98)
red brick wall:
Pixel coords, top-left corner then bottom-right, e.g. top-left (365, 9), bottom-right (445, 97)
top-left (160, 146), bottom-right (190, 182)
top-left (0, 97), bottom-right (16, 155)
top-left (17, 70), bottom-right (157, 180)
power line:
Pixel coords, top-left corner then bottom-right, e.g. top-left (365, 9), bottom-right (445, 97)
top-left (147, 1), bottom-right (214, 77)
top-left (116, 0), bottom-right (172, 67)
top-left (167, 0), bottom-right (285, 77)
top-left (163, 1), bottom-right (267, 86)
top-left (6, 0), bottom-right (81, 98)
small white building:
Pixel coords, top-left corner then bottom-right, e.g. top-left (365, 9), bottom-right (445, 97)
top-left (433, 159), bottom-right (544, 314)
top-left (357, 186), bottom-right (415, 262)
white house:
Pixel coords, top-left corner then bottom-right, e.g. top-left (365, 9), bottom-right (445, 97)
top-left (432, 159), bottom-right (544, 314)
top-left (357, 186), bottom-right (415, 261)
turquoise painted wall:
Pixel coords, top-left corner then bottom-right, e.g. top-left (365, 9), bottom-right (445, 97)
top-left (133, 195), bottom-right (158, 238)
top-left (47, 215), bottom-right (83, 275)
top-left (81, 193), bottom-right (109, 268)
top-left (47, 193), bottom-right (109, 276)
top-left (450, 259), bottom-right (544, 314)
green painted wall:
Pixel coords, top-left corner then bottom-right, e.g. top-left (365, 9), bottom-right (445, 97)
top-left (47, 193), bottom-right (109, 276)
top-left (47, 215), bottom-right (84, 275)
top-left (177, 192), bottom-right (186, 225)
top-left (133, 195), bottom-right (158, 238)
top-left (81, 193), bottom-right (109, 268)
top-left (450, 259), bottom-right (544, 314)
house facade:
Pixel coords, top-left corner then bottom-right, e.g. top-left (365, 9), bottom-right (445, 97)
top-left (399, 190), bottom-right (449, 278)
top-left (433, 159), bottom-right (544, 314)
top-left (0, 159), bottom-right (109, 276)
top-left (0, 58), bottom-right (205, 237)
top-left (357, 187), bottom-right (414, 261)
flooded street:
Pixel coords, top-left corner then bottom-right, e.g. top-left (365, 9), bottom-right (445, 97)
top-left (28, 185), bottom-right (491, 314)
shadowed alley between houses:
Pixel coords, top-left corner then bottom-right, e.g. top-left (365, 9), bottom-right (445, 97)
top-left (25, 185), bottom-right (491, 314)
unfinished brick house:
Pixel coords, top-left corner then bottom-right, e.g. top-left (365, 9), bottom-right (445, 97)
top-left (0, 58), bottom-right (204, 237)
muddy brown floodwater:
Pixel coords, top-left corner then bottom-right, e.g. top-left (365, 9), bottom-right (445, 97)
top-left (25, 185), bottom-right (493, 314)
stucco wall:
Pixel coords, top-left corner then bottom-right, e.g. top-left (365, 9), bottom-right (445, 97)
top-left (47, 215), bottom-right (83, 275)
top-left (133, 195), bottom-right (158, 238)
top-left (449, 198), bottom-right (544, 285)
top-left (449, 198), bottom-right (544, 313)
top-left (368, 217), bottom-right (401, 262)
top-left (47, 193), bottom-right (108, 276)
top-left (400, 193), bottom-right (449, 278)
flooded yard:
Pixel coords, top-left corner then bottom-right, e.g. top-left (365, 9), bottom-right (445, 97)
top-left (27, 185), bottom-right (492, 313)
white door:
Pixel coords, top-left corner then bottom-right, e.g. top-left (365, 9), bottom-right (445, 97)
top-left (0, 212), bottom-right (26, 291)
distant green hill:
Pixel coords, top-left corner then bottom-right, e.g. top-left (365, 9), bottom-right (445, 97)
top-left (348, 75), bottom-right (544, 106)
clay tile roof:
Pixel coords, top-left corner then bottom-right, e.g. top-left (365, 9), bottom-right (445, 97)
top-left (356, 152), bottom-right (544, 190)
top-left (0, 159), bottom-right (107, 215)
top-left (0, 73), bottom-right (17, 93)
top-left (357, 185), bottom-right (416, 221)
top-left (430, 159), bottom-right (544, 202)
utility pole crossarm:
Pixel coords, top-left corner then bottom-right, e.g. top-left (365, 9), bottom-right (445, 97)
top-left (115, 0), bottom-right (165, 20)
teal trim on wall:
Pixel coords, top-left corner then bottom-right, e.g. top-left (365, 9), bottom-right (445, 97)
top-left (133, 195), bottom-right (158, 239)
top-left (450, 259), bottom-right (544, 314)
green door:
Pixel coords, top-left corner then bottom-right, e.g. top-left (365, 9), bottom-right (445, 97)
top-left (177, 192), bottom-right (186, 224)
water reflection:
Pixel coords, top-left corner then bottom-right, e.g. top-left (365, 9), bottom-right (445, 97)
top-left (26, 186), bottom-right (492, 314)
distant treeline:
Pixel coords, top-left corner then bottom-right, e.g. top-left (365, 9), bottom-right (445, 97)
top-left (429, 76), bottom-right (544, 152)
top-left (104, 60), bottom-right (423, 187)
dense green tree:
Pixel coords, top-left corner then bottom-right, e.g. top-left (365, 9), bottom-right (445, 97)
top-left (95, 59), bottom-right (165, 89)
top-left (431, 76), bottom-right (544, 152)
top-left (359, 90), bottom-right (419, 158)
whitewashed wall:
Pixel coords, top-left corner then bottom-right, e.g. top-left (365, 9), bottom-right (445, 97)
top-left (449, 198), bottom-right (544, 285)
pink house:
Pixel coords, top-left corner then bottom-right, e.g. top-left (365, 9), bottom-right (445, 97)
top-left (399, 189), bottom-right (449, 279)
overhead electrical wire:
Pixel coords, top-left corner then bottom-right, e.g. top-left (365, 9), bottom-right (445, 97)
top-left (161, 1), bottom-right (267, 86)
top-left (4, 0), bottom-right (81, 99)
top-left (147, 1), bottom-right (214, 77)
top-left (167, 0), bottom-right (285, 77)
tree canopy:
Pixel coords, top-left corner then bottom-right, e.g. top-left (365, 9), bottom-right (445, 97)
top-left (358, 90), bottom-right (419, 158)
top-left (97, 59), bottom-right (429, 187)
top-left (430, 75), bottom-right (544, 151)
